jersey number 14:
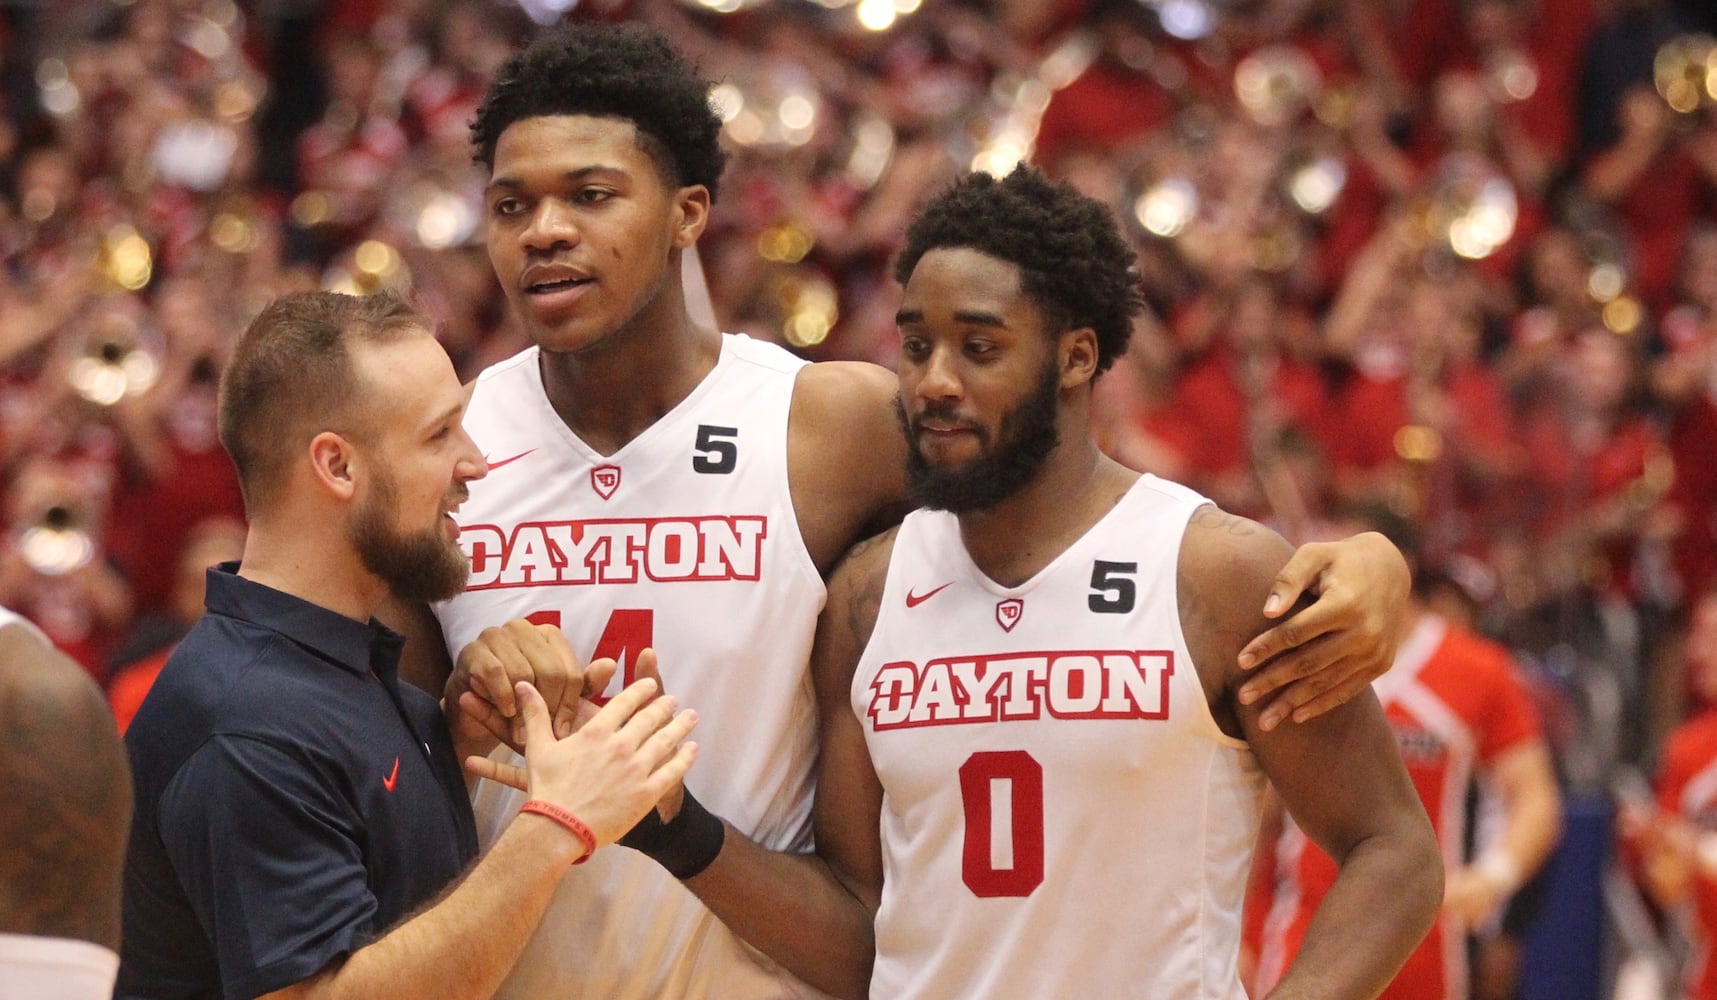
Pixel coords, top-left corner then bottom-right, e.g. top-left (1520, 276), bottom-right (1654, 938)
top-left (525, 607), bottom-right (653, 701)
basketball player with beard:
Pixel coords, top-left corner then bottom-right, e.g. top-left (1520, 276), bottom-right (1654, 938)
top-left (482, 167), bottom-right (1441, 999)
top-left (117, 291), bottom-right (700, 1000)
top-left (417, 23), bottom-right (1415, 999)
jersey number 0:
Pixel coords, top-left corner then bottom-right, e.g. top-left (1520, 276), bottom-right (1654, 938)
top-left (959, 750), bottom-right (1045, 898)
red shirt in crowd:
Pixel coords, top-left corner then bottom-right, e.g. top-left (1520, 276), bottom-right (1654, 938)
top-left (1252, 615), bottom-right (1542, 1000)
top-left (1654, 711), bottom-right (1717, 1000)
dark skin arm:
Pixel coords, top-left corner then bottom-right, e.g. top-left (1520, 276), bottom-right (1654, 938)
top-left (1235, 530), bottom-right (1411, 730)
top-left (673, 528), bottom-right (895, 999)
top-left (384, 592), bottom-right (454, 699)
top-left (1179, 506), bottom-right (1441, 1000)
top-left (0, 623), bottom-right (130, 949)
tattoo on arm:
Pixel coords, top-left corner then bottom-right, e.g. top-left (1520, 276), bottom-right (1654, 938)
top-left (1188, 505), bottom-right (1260, 538)
top-left (847, 568), bottom-right (884, 652)
top-left (836, 531), bottom-right (892, 653)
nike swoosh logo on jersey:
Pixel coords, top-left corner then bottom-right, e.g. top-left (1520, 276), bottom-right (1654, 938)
top-left (382, 756), bottom-right (400, 793)
top-left (905, 582), bottom-right (953, 608)
top-left (485, 449), bottom-right (536, 471)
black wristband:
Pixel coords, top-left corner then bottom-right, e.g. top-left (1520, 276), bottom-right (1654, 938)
top-left (619, 788), bottom-right (726, 880)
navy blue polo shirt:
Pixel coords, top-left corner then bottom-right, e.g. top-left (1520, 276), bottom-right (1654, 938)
top-left (118, 565), bottom-right (478, 999)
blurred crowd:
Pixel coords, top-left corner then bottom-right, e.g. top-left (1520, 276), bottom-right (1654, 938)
top-left (1, 0), bottom-right (1716, 989)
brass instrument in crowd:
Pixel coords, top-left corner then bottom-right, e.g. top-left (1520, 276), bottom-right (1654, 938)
top-left (1411, 153), bottom-right (1518, 261)
top-left (1234, 45), bottom-right (1321, 128)
top-left (1129, 168), bottom-right (1200, 241)
top-left (1484, 45), bottom-right (1540, 104)
top-left (98, 224), bottom-right (153, 291)
top-left (770, 265), bottom-right (839, 349)
top-left (17, 501), bottom-right (95, 576)
top-left (1283, 148), bottom-right (1347, 216)
top-left (67, 308), bottom-right (163, 406)
top-left (386, 179), bottom-right (482, 250)
top-left (1141, 0), bottom-right (1219, 41)
top-left (1655, 33), bottom-right (1717, 114)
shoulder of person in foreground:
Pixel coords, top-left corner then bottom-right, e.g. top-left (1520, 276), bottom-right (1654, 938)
top-left (0, 618), bottom-right (131, 950)
top-left (787, 361), bottom-right (912, 571)
top-left (1177, 507), bottom-right (1442, 1000)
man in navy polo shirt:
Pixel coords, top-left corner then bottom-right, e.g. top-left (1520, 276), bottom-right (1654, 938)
top-left (118, 291), bottom-right (700, 1000)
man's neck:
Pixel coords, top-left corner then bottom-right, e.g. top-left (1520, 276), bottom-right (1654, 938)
top-left (956, 436), bottom-right (1137, 588)
top-left (536, 302), bottom-right (722, 457)
top-left (237, 523), bottom-right (384, 624)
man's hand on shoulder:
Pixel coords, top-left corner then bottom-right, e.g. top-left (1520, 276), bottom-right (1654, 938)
top-left (1234, 531), bottom-right (1411, 730)
top-left (1175, 506), bottom-right (1297, 732)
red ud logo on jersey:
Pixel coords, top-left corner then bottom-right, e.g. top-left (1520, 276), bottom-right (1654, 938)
top-left (995, 598), bottom-right (1023, 632)
top-left (590, 465), bottom-right (621, 500)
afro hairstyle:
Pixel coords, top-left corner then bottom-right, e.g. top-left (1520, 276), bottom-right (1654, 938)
top-left (471, 21), bottom-right (727, 200)
top-left (894, 166), bottom-right (1144, 376)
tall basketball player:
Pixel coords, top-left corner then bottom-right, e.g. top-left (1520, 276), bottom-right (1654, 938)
top-left (417, 22), bottom-right (1419, 1000)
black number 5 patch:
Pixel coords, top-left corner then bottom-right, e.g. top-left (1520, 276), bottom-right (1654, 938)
top-left (693, 425), bottom-right (739, 474)
top-left (1088, 561), bottom-right (1137, 614)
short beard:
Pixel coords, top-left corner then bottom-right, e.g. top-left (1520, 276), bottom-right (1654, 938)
top-left (897, 356), bottom-right (1062, 514)
top-left (350, 469), bottom-right (470, 603)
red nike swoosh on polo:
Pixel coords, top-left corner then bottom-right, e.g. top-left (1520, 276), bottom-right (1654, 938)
top-left (905, 582), bottom-right (953, 608)
top-left (382, 757), bottom-right (400, 793)
top-left (485, 449), bottom-right (536, 471)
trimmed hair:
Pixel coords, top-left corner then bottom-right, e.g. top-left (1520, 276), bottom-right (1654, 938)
top-left (217, 291), bottom-right (424, 511)
top-left (894, 166), bottom-right (1145, 375)
top-left (470, 21), bottom-right (727, 200)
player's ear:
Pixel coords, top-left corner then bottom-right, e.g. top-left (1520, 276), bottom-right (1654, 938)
top-left (1059, 327), bottom-right (1099, 389)
top-left (671, 185), bottom-right (711, 249)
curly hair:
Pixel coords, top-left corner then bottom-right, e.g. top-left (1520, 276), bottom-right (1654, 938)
top-left (894, 166), bottom-right (1145, 375)
top-left (471, 21), bottom-right (727, 200)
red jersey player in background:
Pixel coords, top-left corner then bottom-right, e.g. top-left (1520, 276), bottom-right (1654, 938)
top-left (1251, 510), bottom-right (1562, 1000)
top-left (1626, 591), bottom-right (1717, 1000)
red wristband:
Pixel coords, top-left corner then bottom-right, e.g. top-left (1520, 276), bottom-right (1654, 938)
top-left (520, 800), bottom-right (596, 865)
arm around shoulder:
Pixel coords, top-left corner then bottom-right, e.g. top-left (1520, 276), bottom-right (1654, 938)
top-left (1178, 508), bottom-right (1440, 1000)
top-left (1235, 530), bottom-right (1412, 728)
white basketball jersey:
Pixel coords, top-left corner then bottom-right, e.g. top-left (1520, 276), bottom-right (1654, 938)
top-left (854, 476), bottom-right (1266, 1000)
top-left (435, 334), bottom-right (829, 999)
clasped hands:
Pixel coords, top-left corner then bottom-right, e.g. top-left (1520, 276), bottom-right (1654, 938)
top-left (444, 620), bottom-right (697, 849)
